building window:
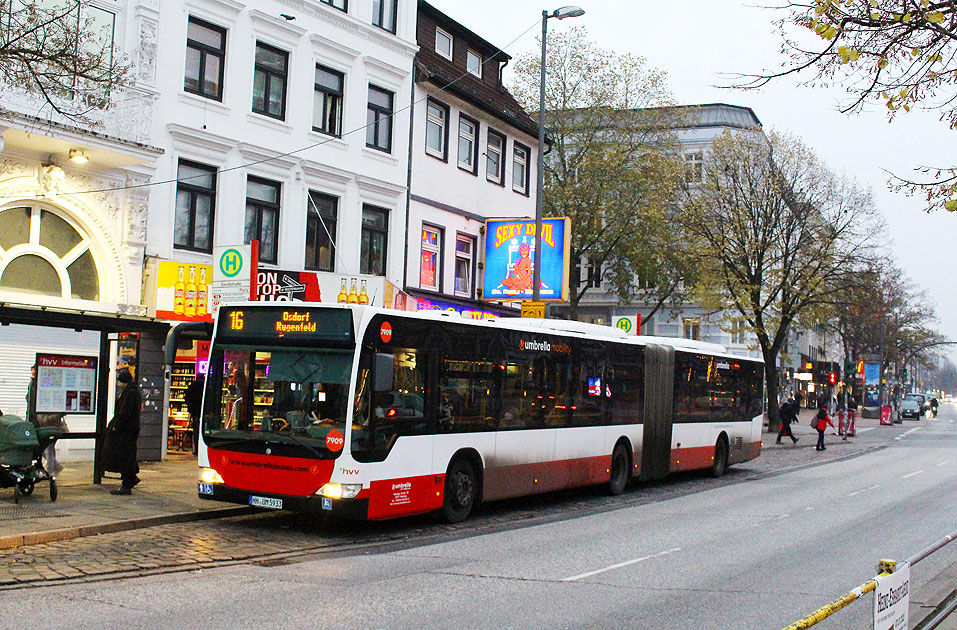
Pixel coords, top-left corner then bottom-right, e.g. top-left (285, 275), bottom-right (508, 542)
top-left (512, 142), bottom-right (530, 194)
top-left (435, 27), bottom-right (452, 60)
top-left (457, 115), bottom-right (478, 173)
top-left (305, 191), bottom-right (337, 272)
top-left (684, 150), bottom-right (703, 183)
top-left (184, 17), bottom-right (226, 101)
top-left (252, 42), bottom-right (288, 120)
top-left (425, 98), bottom-right (449, 160)
top-left (245, 176), bottom-right (281, 264)
top-left (731, 320), bottom-right (747, 345)
top-left (586, 261), bottom-right (601, 288)
top-left (313, 64), bottom-right (343, 136)
top-left (366, 85), bottom-right (394, 152)
top-left (486, 129), bottom-right (505, 184)
top-left (174, 160), bottom-right (217, 253)
top-left (372, 0), bottom-right (396, 33)
top-left (454, 235), bottom-right (474, 297)
top-left (420, 225), bottom-right (442, 290)
top-left (0, 205), bottom-right (100, 301)
top-left (467, 49), bottom-right (482, 77)
top-left (683, 318), bottom-right (700, 341)
top-left (320, 0), bottom-right (347, 12)
top-left (360, 205), bottom-right (389, 276)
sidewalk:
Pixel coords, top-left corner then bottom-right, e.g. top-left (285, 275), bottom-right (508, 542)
top-left (0, 452), bottom-right (251, 549)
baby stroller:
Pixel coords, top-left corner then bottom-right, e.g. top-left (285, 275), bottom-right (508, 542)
top-left (0, 414), bottom-right (61, 503)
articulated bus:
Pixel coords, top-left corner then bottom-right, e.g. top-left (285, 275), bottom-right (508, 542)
top-left (197, 303), bottom-right (764, 522)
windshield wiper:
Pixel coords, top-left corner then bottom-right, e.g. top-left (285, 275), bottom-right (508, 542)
top-left (265, 430), bottom-right (329, 460)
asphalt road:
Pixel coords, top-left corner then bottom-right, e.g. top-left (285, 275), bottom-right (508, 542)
top-left (3, 406), bottom-right (955, 629)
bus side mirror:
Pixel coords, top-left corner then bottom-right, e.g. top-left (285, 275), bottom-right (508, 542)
top-left (374, 353), bottom-right (394, 392)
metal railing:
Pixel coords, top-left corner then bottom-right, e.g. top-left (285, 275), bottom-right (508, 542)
top-left (782, 529), bottom-right (957, 630)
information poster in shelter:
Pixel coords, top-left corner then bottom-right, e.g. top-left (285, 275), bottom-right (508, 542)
top-left (35, 354), bottom-right (98, 415)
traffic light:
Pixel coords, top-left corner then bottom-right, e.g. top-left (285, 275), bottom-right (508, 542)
top-left (902, 368), bottom-right (909, 381)
top-left (829, 371), bottom-right (837, 385)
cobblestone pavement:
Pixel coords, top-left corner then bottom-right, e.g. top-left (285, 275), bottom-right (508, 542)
top-left (0, 414), bottom-right (911, 589)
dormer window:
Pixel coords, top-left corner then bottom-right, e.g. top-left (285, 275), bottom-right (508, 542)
top-left (435, 27), bottom-right (452, 60)
top-left (467, 49), bottom-right (482, 78)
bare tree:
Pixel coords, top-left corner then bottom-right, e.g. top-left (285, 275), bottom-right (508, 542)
top-left (510, 28), bottom-right (691, 321)
top-left (0, 0), bottom-right (130, 123)
top-left (742, 0), bottom-right (957, 212)
top-left (684, 130), bottom-right (882, 425)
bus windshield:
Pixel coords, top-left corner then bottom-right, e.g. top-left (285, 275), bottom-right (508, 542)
top-left (203, 346), bottom-right (353, 458)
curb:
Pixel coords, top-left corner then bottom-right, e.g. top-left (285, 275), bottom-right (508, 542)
top-left (0, 506), bottom-right (255, 550)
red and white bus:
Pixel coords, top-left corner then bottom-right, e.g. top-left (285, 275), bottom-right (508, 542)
top-left (197, 303), bottom-right (764, 522)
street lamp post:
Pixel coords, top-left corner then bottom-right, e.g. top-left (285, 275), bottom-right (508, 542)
top-left (533, 6), bottom-right (584, 304)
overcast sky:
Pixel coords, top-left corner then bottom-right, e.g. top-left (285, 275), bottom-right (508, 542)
top-left (428, 0), bottom-right (955, 362)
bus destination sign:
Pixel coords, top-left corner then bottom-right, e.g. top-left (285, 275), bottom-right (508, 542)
top-left (218, 306), bottom-right (353, 343)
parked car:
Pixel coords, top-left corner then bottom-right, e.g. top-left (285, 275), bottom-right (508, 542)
top-left (899, 397), bottom-right (922, 420)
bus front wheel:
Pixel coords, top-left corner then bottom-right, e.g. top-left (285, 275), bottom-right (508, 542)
top-left (442, 458), bottom-right (477, 523)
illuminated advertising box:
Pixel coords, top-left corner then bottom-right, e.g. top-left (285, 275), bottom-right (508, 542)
top-left (483, 218), bottom-right (570, 302)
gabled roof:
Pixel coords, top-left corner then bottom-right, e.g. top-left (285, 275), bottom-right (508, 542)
top-left (416, 1), bottom-right (538, 139)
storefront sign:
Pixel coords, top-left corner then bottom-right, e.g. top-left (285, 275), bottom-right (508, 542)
top-left (256, 269), bottom-right (322, 302)
top-left (35, 354), bottom-right (97, 414)
top-left (212, 243), bottom-right (258, 315)
top-left (415, 295), bottom-right (501, 320)
top-left (154, 261), bottom-right (214, 322)
top-left (482, 218), bottom-right (570, 302)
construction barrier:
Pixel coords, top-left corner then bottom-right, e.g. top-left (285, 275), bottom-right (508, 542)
top-left (782, 530), bottom-right (957, 630)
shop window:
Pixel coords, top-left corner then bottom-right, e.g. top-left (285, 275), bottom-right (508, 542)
top-left (0, 205), bottom-right (100, 301)
top-left (420, 225), bottom-right (441, 290)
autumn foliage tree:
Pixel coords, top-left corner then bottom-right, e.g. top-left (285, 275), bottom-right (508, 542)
top-left (510, 28), bottom-right (691, 321)
top-left (749, 0), bottom-right (957, 212)
top-left (683, 130), bottom-right (881, 424)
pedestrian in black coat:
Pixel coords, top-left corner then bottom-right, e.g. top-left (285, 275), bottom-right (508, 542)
top-left (183, 376), bottom-right (205, 454)
top-left (102, 369), bottom-right (141, 495)
top-left (776, 398), bottom-right (800, 444)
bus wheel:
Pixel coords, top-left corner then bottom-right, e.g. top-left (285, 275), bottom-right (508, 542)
top-left (711, 438), bottom-right (729, 478)
top-left (607, 443), bottom-right (629, 495)
top-left (442, 459), bottom-right (477, 523)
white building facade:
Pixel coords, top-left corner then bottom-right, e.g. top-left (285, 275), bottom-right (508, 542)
top-left (405, 1), bottom-right (539, 316)
top-left (148, 0), bottom-right (417, 296)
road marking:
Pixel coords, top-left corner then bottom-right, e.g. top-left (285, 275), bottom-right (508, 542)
top-left (561, 548), bottom-right (682, 582)
top-left (856, 427), bottom-right (875, 433)
top-left (776, 514), bottom-right (790, 519)
top-left (804, 507), bottom-right (814, 511)
top-left (937, 461), bottom-right (950, 467)
top-left (902, 470), bottom-right (924, 479)
top-left (847, 485), bottom-right (880, 497)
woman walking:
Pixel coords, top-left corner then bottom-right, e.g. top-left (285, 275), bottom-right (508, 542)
top-left (815, 406), bottom-right (834, 451)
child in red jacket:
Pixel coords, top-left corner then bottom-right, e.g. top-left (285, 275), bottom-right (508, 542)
top-left (815, 406), bottom-right (834, 451)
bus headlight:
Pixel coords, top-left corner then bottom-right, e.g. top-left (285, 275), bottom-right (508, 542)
top-left (318, 483), bottom-right (362, 499)
top-left (199, 467), bottom-right (224, 484)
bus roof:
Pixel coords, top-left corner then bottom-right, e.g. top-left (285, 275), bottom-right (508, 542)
top-left (213, 302), bottom-right (762, 364)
